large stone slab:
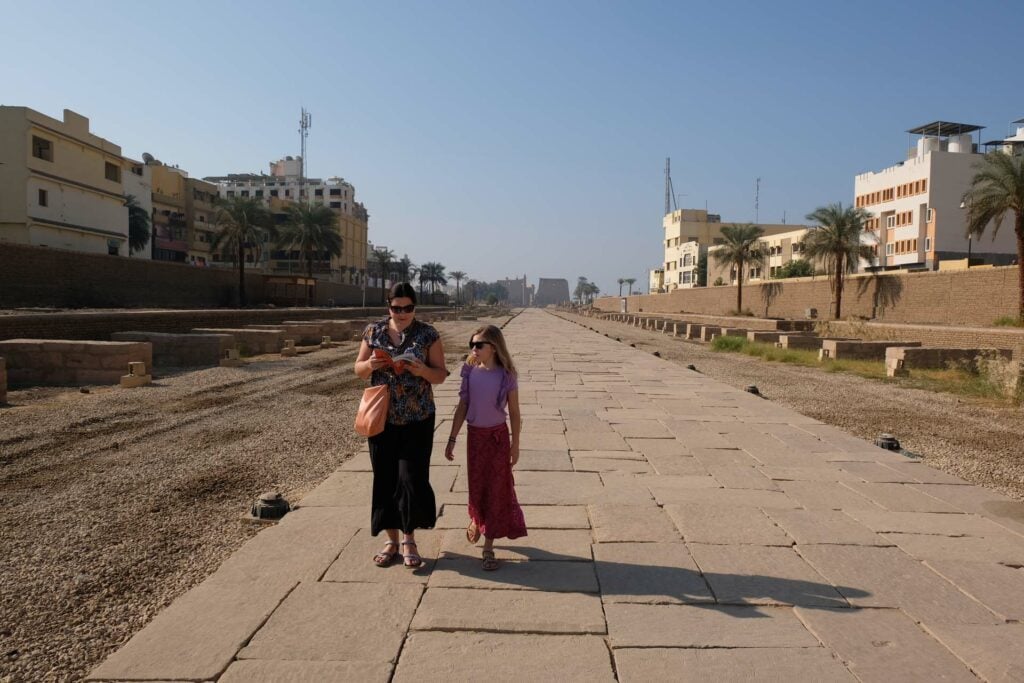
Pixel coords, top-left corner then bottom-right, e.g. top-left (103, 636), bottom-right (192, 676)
top-left (572, 455), bottom-right (652, 474)
top-left (881, 532), bottom-right (1024, 565)
top-left (428, 557), bottom-right (600, 593)
top-left (778, 481), bottom-right (881, 511)
top-left (88, 576), bottom-right (296, 681)
top-left (794, 607), bottom-right (977, 683)
top-left (797, 545), bottom-right (1000, 625)
top-left (588, 504), bottom-right (679, 542)
top-left (924, 623), bottom-right (1024, 683)
top-left (593, 542), bottom-right (714, 604)
top-left (565, 431), bottom-right (630, 450)
top-left (624, 437), bottom-right (693, 457)
top-left (649, 484), bottom-right (798, 508)
top-left (394, 632), bottom-right (615, 682)
top-left (220, 660), bottom-right (392, 683)
top-left (760, 466), bottom-right (861, 482)
top-left (606, 604), bottom-right (820, 648)
top-left (764, 509), bottom-right (890, 546)
top-left (516, 449), bottom-right (574, 471)
top-left (440, 528), bottom-right (594, 562)
top-left (688, 544), bottom-right (848, 607)
top-left (842, 482), bottom-right (961, 513)
top-left (322, 528), bottom-right (443, 583)
top-left (614, 647), bottom-right (856, 682)
top-left (296, 471), bottom-right (373, 507)
top-left (610, 420), bottom-right (674, 439)
top-left (665, 503), bottom-right (792, 545)
top-left (924, 560), bottom-right (1024, 621)
top-left (410, 587), bottom-right (606, 634)
top-left (238, 583), bottom-right (422, 662)
top-left (706, 464), bottom-right (778, 490)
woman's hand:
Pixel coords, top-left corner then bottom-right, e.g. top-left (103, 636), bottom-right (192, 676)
top-left (510, 443), bottom-right (520, 468)
top-left (368, 355), bottom-right (390, 372)
top-left (444, 440), bottom-right (456, 461)
top-left (405, 359), bottom-right (426, 377)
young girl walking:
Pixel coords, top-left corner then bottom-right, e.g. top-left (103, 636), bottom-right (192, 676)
top-left (444, 325), bottom-right (526, 571)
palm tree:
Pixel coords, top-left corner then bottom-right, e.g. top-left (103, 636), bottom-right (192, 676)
top-left (585, 282), bottom-right (600, 304)
top-left (802, 204), bottom-right (875, 320)
top-left (277, 203), bottom-right (342, 305)
top-left (617, 278), bottom-right (625, 296)
top-left (212, 197), bottom-right (274, 306)
top-left (712, 223), bottom-right (766, 314)
top-left (464, 279), bottom-right (480, 305)
top-left (625, 277), bottom-right (636, 295)
top-left (419, 262), bottom-right (448, 299)
top-left (395, 254), bottom-right (415, 282)
top-left (371, 247), bottom-right (395, 302)
top-left (962, 152), bottom-right (1024, 322)
top-left (124, 195), bottom-right (151, 255)
top-left (574, 276), bottom-right (591, 305)
top-left (450, 270), bottom-right (467, 306)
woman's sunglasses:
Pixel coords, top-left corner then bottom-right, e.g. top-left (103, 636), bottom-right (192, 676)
top-left (389, 304), bottom-right (416, 314)
top-left (469, 340), bottom-right (493, 349)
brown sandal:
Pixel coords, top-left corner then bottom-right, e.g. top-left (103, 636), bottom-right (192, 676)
top-left (466, 521), bottom-right (481, 544)
top-left (373, 541), bottom-right (399, 567)
top-left (481, 549), bottom-right (499, 571)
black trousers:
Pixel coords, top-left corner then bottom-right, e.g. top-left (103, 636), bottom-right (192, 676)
top-left (368, 414), bottom-right (437, 535)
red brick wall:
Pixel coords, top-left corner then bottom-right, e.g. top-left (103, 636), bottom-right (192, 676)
top-left (595, 267), bottom-right (1021, 327)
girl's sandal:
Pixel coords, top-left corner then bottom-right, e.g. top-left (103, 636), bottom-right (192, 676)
top-left (466, 521), bottom-right (481, 544)
top-left (481, 549), bottom-right (499, 571)
top-left (401, 541), bottom-right (425, 569)
top-left (373, 541), bottom-right (399, 567)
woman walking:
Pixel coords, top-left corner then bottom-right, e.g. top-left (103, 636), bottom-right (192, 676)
top-left (353, 282), bottom-right (447, 568)
top-left (444, 325), bottom-right (526, 571)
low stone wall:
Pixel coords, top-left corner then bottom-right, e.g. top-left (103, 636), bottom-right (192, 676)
top-left (247, 324), bottom-right (326, 345)
top-left (191, 329), bottom-right (284, 355)
top-left (111, 332), bottom-right (234, 368)
top-left (817, 321), bottom-right (1024, 358)
top-left (0, 339), bottom-right (152, 386)
top-left (0, 357), bottom-right (6, 403)
top-left (886, 347), bottom-right (1014, 377)
top-left (820, 340), bottom-right (921, 361)
top-left (283, 319), bottom-right (367, 342)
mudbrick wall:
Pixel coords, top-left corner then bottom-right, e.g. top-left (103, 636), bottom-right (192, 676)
top-left (0, 243), bottom-right (385, 308)
top-left (596, 267), bottom-right (1021, 327)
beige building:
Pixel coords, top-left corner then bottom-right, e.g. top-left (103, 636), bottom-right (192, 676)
top-left (706, 226), bottom-right (819, 286)
top-left (854, 120), bottom-right (1020, 272)
top-left (657, 208), bottom-right (800, 291)
top-left (0, 107), bottom-right (129, 256)
top-left (123, 157), bottom-right (153, 259)
top-left (205, 157), bottom-right (369, 285)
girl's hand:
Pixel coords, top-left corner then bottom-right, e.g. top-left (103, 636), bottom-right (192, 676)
top-left (510, 444), bottom-right (520, 468)
top-left (444, 440), bottom-right (456, 461)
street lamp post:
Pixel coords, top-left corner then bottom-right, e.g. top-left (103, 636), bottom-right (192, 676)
top-left (959, 199), bottom-right (973, 265)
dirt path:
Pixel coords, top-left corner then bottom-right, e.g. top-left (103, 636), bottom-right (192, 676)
top-left (553, 311), bottom-right (1024, 502)
top-left (0, 318), bottom-right (496, 682)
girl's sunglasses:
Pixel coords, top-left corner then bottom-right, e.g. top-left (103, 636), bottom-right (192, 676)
top-left (469, 341), bottom-right (493, 350)
top-left (389, 304), bottom-right (416, 314)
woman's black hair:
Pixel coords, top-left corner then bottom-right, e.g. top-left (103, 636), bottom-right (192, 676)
top-left (388, 281), bottom-right (417, 304)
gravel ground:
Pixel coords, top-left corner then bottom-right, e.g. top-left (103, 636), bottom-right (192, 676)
top-left (0, 317), bottom-right (500, 683)
top-left (555, 310), bottom-right (1024, 502)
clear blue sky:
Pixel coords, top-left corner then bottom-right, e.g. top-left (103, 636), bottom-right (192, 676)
top-left (3, 1), bottom-right (1021, 295)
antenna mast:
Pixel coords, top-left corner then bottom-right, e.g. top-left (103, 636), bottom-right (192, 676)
top-left (299, 108), bottom-right (311, 203)
top-left (664, 157), bottom-right (677, 216)
top-left (755, 177), bottom-right (761, 223)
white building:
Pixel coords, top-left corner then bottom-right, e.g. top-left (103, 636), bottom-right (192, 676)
top-left (123, 157), bottom-right (153, 259)
top-left (855, 121), bottom-right (1019, 271)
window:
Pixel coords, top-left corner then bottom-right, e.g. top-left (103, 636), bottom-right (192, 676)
top-left (255, 190), bottom-right (263, 198)
top-left (315, 189), bottom-right (323, 197)
top-left (926, 208), bottom-right (934, 222)
top-left (285, 189), bottom-right (292, 198)
top-left (38, 189), bottom-right (48, 206)
top-left (105, 162), bottom-right (121, 182)
top-left (330, 188), bottom-right (341, 196)
top-left (886, 215), bottom-right (896, 228)
top-left (226, 190), bottom-right (235, 198)
top-left (682, 272), bottom-right (692, 284)
top-left (270, 189), bottom-right (279, 197)
top-left (925, 237), bottom-right (932, 251)
top-left (32, 136), bottom-right (53, 161)
top-left (886, 243), bottom-right (894, 255)
top-left (683, 254), bottom-right (692, 266)
top-left (241, 190), bottom-right (249, 197)
top-left (107, 239), bottom-right (119, 255)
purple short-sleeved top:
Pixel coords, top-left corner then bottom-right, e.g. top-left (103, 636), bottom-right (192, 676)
top-left (459, 362), bottom-right (518, 428)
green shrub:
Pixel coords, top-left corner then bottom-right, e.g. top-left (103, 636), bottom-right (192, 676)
top-left (711, 335), bottom-right (748, 352)
top-left (993, 316), bottom-right (1024, 328)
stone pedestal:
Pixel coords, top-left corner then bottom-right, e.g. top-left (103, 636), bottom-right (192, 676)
top-left (120, 361), bottom-right (152, 388)
top-left (281, 340), bottom-right (297, 357)
top-left (221, 348), bottom-right (243, 368)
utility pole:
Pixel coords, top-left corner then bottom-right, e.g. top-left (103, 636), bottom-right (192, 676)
top-left (664, 158), bottom-right (677, 216)
top-left (755, 177), bottom-right (761, 223)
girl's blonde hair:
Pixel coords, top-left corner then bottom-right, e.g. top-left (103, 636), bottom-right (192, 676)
top-left (467, 325), bottom-right (517, 376)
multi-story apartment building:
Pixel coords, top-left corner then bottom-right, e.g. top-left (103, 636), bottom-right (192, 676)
top-left (0, 107), bottom-right (130, 256)
top-left (657, 208), bottom-right (798, 291)
top-left (149, 162), bottom-right (189, 263)
top-left (205, 156), bottom-right (369, 285)
top-left (706, 226), bottom-right (818, 286)
top-left (123, 157), bottom-right (153, 259)
top-left (855, 120), bottom-right (1019, 271)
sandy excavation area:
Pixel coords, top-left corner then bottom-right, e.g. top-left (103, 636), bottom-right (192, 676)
top-left (0, 317), bottom-right (498, 682)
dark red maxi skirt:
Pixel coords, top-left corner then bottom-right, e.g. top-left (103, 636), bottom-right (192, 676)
top-left (466, 423), bottom-right (527, 540)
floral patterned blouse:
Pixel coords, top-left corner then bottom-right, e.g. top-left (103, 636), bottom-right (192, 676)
top-left (363, 318), bottom-right (441, 425)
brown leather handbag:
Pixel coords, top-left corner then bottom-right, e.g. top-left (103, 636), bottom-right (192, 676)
top-left (354, 384), bottom-right (389, 437)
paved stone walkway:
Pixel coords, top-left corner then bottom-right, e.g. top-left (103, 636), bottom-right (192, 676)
top-left (90, 309), bottom-right (1024, 681)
